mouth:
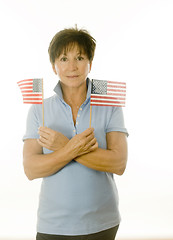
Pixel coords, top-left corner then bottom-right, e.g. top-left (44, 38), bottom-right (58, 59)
top-left (66, 75), bottom-right (79, 78)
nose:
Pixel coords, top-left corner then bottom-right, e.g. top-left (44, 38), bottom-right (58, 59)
top-left (68, 59), bottom-right (78, 71)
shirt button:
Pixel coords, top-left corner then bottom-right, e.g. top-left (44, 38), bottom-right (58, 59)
top-left (76, 122), bottom-right (79, 125)
top-left (77, 114), bottom-right (80, 117)
top-left (80, 108), bottom-right (82, 111)
top-left (73, 129), bottom-right (76, 133)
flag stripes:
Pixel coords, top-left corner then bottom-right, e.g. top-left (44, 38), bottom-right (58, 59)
top-left (17, 79), bottom-right (43, 104)
top-left (91, 79), bottom-right (126, 107)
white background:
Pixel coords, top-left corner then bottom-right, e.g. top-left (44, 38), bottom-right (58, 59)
top-left (0, 0), bottom-right (173, 239)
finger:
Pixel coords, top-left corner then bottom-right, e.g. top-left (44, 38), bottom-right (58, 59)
top-left (39, 126), bottom-right (51, 133)
top-left (37, 138), bottom-right (46, 148)
top-left (85, 132), bottom-right (95, 142)
top-left (38, 135), bottom-right (52, 147)
top-left (38, 132), bottom-right (49, 141)
top-left (89, 141), bottom-right (98, 151)
top-left (85, 137), bottom-right (97, 150)
top-left (38, 128), bottom-right (50, 140)
top-left (77, 131), bottom-right (95, 149)
top-left (82, 127), bottom-right (94, 137)
top-left (38, 135), bottom-right (48, 145)
top-left (90, 137), bottom-right (97, 146)
top-left (81, 140), bottom-right (98, 155)
top-left (38, 126), bottom-right (55, 136)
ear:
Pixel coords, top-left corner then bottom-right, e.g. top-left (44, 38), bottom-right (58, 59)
top-left (52, 64), bottom-right (57, 75)
top-left (89, 61), bottom-right (92, 72)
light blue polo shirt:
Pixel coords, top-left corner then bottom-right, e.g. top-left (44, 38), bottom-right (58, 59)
top-left (23, 78), bottom-right (128, 235)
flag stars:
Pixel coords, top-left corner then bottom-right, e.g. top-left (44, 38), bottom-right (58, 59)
top-left (91, 79), bottom-right (107, 95)
top-left (91, 79), bottom-right (126, 107)
top-left (17, 78), bottom-right (43, 104)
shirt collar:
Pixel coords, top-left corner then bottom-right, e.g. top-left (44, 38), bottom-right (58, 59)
top-left (54, 78), bottom-right (91, 101)
top-left (53, 81), bottom-right (63, 99)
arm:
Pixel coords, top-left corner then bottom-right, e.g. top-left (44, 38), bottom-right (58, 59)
top-left (23, 139), bottom-right (71, 180)
top-left (23, 128), bottom-right (98, 180)
top-left (75, 131), bottom-right (128, 175)
top-left (38, 127), bottom-right (127, 175)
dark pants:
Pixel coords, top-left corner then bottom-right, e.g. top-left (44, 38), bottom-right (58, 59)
top-left (36, 225), bottom-right (119, 240)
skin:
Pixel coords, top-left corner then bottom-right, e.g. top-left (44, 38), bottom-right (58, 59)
top-left (23, 44), bottom-right (128, 180)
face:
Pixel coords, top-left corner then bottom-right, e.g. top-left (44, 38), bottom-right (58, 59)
top-left (52, 45), bottom-right (92, 89)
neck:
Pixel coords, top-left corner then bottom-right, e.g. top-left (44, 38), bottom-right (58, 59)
top-left (61, 81), bottom-right (87, 108)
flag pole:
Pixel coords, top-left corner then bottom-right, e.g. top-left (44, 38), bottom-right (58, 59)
top-left (42, 78), bottom-right (44, 127)
top-left (89, 105), bottom-right (92, 128)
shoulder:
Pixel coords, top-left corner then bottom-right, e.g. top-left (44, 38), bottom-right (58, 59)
top-left (44, 94), bottom-right (58, 104)
top-left (27, 94), bottom-right (58, 119)
top-left (41, 94), bottom-right (59, 110)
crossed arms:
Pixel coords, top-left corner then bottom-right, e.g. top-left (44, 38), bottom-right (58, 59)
top-left (23, 127), bottom-right (128, 180)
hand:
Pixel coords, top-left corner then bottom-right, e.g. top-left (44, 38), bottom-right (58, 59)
top-left (66, 128), bottom-right (98, 158)
top-left (37, 127), bottom-right (69, 151)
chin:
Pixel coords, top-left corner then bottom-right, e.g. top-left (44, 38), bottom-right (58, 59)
top-left (61, 77), bottom-right (87, 88)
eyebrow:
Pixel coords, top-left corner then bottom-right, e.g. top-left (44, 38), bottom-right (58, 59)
top-left (60, 52), bottom-right (85, 56)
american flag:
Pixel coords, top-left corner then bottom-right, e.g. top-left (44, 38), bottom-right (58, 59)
top-left (91, 79), bottom-right (126, 107)
top-left (17, 78), bottom-right (43, 104)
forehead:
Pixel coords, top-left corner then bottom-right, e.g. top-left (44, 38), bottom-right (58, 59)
top-left (60, 42), bottom-right (86, 55)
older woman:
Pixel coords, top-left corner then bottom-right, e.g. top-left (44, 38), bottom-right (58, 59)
top-left (23, 27), bottom-right (128, 240)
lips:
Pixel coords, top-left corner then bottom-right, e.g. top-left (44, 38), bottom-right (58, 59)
top-left (67, 75), bottom-right (79, 77)
top-left (66, 75), bottom-right (79, 78)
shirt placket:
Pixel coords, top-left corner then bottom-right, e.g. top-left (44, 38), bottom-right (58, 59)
top-left (72, 100), bottom-right (89, 136)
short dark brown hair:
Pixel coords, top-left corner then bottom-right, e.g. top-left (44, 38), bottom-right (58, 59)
top-left (48, 27), bottom-right (96, 64)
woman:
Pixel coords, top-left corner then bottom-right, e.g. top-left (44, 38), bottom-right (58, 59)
top-left (23, 27), bottom-right (128, 240)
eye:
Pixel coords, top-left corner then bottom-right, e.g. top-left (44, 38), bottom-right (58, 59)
top-left (76, 56), bottom-right (84, 61)
top-left (60, 57), bottom-right (68, 62)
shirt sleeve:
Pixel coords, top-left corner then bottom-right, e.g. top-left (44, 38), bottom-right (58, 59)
top-left (23, 105), bottom-right (42, 141)
top-left (106, 107), bottom-right (129, 136)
